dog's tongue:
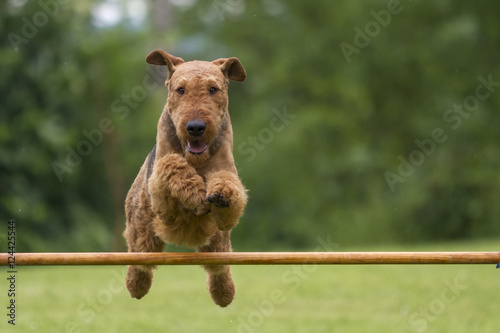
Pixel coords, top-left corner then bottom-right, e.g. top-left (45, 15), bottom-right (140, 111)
top-left (187, 140), bottom-right (207, 154)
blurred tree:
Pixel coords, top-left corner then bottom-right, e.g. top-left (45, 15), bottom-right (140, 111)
top-left (2, 0), bottom-right (500, 252)
top-left (1, 1), bottom-right (151, 251)
top-left (169, 0), bottom-right (500, 249)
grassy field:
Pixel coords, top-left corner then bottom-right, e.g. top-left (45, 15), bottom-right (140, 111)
top-left (2, 239), bottom-right (500, 333)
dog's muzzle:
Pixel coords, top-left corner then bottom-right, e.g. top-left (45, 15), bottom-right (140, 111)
top-left (186, 120), bottom-right (208, 155)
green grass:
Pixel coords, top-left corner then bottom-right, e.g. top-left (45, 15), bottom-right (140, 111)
top-left (2, 239), bottom-right (500, 332)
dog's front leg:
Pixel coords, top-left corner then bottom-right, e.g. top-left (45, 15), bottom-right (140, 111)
top-left (148, 153), bottom-right (210, 215)
top-left (206, 170), bottom-right (247, 230)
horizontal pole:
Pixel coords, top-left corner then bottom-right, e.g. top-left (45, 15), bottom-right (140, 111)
top-left (1, 252), bottom-right (500, 266)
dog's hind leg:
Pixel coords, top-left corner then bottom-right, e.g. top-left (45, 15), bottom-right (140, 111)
top-left (198, 230), bottom-right (236, 307)
top-left (124, 188), bottom-right (165, 300)
top-left (124, 219), bottom-right (164, 299)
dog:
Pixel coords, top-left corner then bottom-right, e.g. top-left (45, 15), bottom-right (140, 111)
top-left (123, 49), bottom-right (248, 307)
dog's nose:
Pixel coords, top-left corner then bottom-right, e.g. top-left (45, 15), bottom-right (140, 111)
top-left (186, 120), bottom-right (206, 137)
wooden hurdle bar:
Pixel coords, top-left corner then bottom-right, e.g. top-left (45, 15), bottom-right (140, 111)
top-left (2, 252), bottom-right (500, 266)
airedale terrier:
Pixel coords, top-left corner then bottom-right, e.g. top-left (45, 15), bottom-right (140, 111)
top-left (123, 49), bottom-right (248, 307)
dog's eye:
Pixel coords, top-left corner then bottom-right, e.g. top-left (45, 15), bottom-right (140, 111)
top-left (209, 87), bottom-right (219, 95)
top-left (176, 87), bottom-right (185, 95)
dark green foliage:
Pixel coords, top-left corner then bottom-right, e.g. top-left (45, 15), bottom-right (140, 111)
top-left (2, 1), bottom-right (500, 251)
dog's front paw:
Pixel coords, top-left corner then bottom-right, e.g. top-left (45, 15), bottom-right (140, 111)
top-left (193, 200), bottom-right (211, 216)
top-left (207, 192), bottom-right (230, 208)
top-left (207, 180), bottom-right (239, 208)
top-left (206, 171), bottom-right (247, 229)
top-left (206, 173), bottom-right (246, 209)
top-left (182, 188), bottom-right (212, 215)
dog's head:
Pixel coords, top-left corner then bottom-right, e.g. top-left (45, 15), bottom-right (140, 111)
top-left (146, 49), bottom-right (246, 165)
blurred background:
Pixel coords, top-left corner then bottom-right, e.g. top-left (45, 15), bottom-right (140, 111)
top-left (2, 0), bottom-right (500, 252)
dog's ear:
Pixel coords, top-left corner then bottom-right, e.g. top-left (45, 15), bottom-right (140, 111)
top-left (213, 57), bottom-right (246, 82)
top-left (146, 49), bottom-right (184, 78)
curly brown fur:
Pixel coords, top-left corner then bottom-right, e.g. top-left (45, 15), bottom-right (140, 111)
top-left (124, 49), bottom-right (247, 306)
top-left (199, 230), bottom-right (235, 307)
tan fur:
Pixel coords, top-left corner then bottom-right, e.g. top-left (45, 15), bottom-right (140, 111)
top-left (124, 49), bottom-right (247, 307)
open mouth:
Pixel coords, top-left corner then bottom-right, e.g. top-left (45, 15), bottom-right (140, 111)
top-left (186, 140), bottom-right (208, 155)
